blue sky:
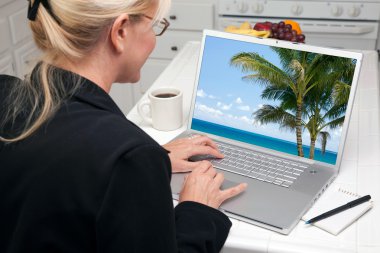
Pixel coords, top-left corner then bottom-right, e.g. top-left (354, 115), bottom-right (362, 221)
top-left (193, 36), bottom-right (345, 153)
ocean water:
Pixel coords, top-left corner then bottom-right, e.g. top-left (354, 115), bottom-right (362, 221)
top-left (191, 118), bottom-right (338, 165)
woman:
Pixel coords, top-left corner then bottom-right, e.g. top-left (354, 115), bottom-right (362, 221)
top-left (0, 0), bottom-right (246, 252)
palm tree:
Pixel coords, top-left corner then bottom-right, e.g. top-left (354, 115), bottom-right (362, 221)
top-left (231, 48), bottom-right (331, 157)
top-left (303, 57), bottom-right (355, 159)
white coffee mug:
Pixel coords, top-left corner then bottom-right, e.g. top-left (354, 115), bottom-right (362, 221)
top-left (137, 87), bottom-right (183, 131)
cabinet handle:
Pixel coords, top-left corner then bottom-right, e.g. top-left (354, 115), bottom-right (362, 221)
top-left (169, 15), bottom-right (177, 20)
top-left (171, 46), bottom-right (178, 51)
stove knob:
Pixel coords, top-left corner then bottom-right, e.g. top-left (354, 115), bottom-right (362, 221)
top-left (348, 5), bottom-right (361, 17)
top-left (252, 2), bottom-right (264, 14)
top-left (291, 4), bottom-right (303, 16)
top-left (236, 0), bottom-right (249, 13)
top-left (331, 5), bottom-right (343, 17)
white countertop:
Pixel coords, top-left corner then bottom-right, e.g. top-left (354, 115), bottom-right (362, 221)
top-left (127, 41), bottom-right (380, 253)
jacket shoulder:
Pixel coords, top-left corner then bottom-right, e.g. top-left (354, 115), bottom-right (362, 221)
top-left (0, 74), bottom-right (22, 85)
top-left (0, 75), bottom-right (22, 97)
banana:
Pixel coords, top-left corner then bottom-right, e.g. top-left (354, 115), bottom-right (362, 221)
top-left (225, 25), bottom-right (238, 32)
top-left (226, 28), bottom-right (271, 38)
top-left (239, 21), bottom-right (252, 30)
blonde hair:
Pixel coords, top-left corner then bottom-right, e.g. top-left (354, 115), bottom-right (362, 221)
top-left (0, 0), bottom-right (171, 143)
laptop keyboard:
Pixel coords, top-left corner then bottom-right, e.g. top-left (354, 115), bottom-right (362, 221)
top-left (198, 140), bottom-right (308, 188)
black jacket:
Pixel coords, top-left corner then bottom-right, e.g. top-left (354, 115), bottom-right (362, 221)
top-left (0, 71), bottom-right (231, 253)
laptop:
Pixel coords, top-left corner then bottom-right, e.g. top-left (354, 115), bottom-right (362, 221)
top-left (170, 29), bottom-right (362, 234)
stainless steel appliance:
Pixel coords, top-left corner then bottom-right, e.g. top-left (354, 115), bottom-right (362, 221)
top-left (217, 0), bottom-right (380, 50)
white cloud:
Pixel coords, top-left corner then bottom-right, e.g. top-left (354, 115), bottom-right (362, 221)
top-left (197, 89), bottom-right (217, 99)
top-left (196, 104), bottom-right (223, 117)
top-left (239, 116), bottom-right (254, 125)
top-left (237, 105), bottom-right (251, 111)
top-left (216, 102), bottom-right (232, 111)
top-left (197, 89), bottom-right (207, 98)
top-left (235, 97), bottom-right (243, 104)
top-left (333, 127), bottom-right (343, 136)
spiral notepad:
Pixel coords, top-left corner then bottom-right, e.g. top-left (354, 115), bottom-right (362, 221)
top-left (302, 187), bottom-right (373, 235)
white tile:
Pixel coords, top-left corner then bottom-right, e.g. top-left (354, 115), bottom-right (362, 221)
top-left (357, 204), bottom-right (380, 247)
top-left (357, 70), bottom-right (379, 90)
top-left (358, 165), bottom-right (380, 247)
top-left (336, 160), bottom-right (358, 184)
top-left (359, 89), bottom-right (379, 111)
top-left (268, 232), bottom-right (356, 253)
top-left (228, 218), bottom-right (241, 231)
top-left (359, 110), bottom-right (380, 137)
top-left (342, 139), bottom-right (359, 161)
top-left (361, 56), bottom-right (378, 74)
top-left (358, 135), bottom-right (380, 166)
top-left (224, 223), bottom-right (271, 253)
top-left (358, 166), bottom-right (380, 197)
top-left (357, 246), bottom-right (380, 253)
top-left (350, 102), bottom-right (360, 123)
top-left (362, 51), bottom-right (379, 71)
top-left (357, 165), bottom-right (380, 247)
top-left (346, 118), bottom-right (359, 142)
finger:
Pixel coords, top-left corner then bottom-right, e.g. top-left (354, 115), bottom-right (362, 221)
top-left (187, 134), bottom-right (201, 140)
top-left (175, 160), bottom-right (205, 173)
top-left (219, 183), bottom-right (248, 202)
top-left (193, 160), bottom-right (213, 174)
top-left (189, 145), bottom-right (224, 159)
top-left (192, 136), bottom-right (218, 149)
top-left (213, 172), bottom-right (225, 188)
top-left (204, 165), bottom-right (217, 178)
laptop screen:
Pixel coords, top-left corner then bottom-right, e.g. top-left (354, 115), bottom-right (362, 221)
top-left (191, 33), bottom-right (360, 166)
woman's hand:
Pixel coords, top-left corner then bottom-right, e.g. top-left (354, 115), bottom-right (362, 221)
top-left (179, 161), bottom-right (247, 209)
top-left (162, 135), bottom-right (224, 173)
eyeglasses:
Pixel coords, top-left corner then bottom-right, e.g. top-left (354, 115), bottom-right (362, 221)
top-left (142, 15), bottom-right (170, 36)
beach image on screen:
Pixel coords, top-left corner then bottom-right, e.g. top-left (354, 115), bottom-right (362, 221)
top-left (191, 36), bottom-right (357, 165)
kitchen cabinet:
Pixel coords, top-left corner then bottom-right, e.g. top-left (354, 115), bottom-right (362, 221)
top-left (0, 55), bottom-right (14, 76)
top-left (0, 0), bottom-right (40, 79)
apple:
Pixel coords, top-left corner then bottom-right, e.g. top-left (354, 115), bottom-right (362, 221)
top-left (253, 22), bottom-right (272, 31)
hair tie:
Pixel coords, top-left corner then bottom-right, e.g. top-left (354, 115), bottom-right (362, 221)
top-left (27, 0), bottom-right (54, 21)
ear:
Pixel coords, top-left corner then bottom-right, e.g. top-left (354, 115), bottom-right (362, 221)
top-left (110, 14), bottom-right (130, 54)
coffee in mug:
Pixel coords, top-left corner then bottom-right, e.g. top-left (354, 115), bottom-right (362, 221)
top-left (154, 93), bottom-right (177, 98)
top-left (137, 87), bottom-right (183, 131)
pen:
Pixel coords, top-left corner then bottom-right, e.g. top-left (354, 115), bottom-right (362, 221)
top-left (305, 195), bottom-right (371, 224)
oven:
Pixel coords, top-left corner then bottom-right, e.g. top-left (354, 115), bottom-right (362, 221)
top-left (217, 0), bottom-right (380, 50)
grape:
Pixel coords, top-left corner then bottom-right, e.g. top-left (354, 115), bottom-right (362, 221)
top-left (271, 23), bottom-right (279, 32)
top-left (266, 21), bottom-right (306, 43)
top-left (284, 33), bottom-right (293, 41)
top-left (296, 34), bottom-right (306, 42)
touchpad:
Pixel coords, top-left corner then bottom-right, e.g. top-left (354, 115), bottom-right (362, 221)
top-left (221, 179), bottom-right (240, 190)
top-left (171, 173), bottom-right (240, 193)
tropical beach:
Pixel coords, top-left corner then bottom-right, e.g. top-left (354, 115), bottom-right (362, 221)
top-left (192, 36), bottom-right (357, 165)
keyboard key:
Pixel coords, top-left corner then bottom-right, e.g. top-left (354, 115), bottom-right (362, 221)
top-left (211, 141), bottom-right (310, 188)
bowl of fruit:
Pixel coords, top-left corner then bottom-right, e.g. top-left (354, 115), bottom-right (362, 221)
top-left (225, 20), bottom-right (306, 43)
top-left (254, 20), bottom-right (306, 43)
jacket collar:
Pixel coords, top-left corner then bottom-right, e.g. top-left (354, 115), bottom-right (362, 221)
top-left (44, 66), bottom-right (126, 118)
top-left (72, 76), bottom-right (125, 118)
